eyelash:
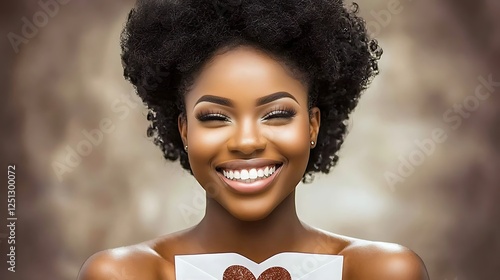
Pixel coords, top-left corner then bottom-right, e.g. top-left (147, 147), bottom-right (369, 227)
top-left (262, 107), bottom-right (297, 120)
top-left (195, 107), bottom-right (297, 122)
top-left (196, 110), bottom-right (229, 122)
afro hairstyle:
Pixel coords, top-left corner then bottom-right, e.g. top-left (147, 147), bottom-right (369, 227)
top-left (120, 0), bottom-right (382, 182)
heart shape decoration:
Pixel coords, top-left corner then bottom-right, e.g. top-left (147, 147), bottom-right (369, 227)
top-left (223, 265), bottom-right (292, 280)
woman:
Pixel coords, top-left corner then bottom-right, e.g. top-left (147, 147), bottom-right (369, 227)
top-left (78, 0), bottom-right (428, 279)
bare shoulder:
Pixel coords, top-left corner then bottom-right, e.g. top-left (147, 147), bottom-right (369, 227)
top-left (339, 238), bottom-right (429, 280)
top-left (77, 243), bottom-right (172, 280)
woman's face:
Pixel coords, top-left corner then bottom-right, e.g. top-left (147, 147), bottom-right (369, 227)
top-left (179, 45), bottom-right (320, 221)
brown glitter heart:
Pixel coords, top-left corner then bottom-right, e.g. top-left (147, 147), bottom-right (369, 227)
top-left (223, 265), bottom-right (292, 280)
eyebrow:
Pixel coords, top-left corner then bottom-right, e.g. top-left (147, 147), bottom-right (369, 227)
top-left (194, 91), bottom-right (299, 108)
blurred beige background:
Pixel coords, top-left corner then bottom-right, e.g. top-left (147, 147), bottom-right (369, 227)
top-left (1, 0), bottom-right (499, 279)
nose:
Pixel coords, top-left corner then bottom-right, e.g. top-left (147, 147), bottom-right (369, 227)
top-left (227, 118), bottom-right (266, 155)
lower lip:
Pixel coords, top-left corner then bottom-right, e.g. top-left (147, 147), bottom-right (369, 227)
top-left (217, 166), bottom-right (282, 194)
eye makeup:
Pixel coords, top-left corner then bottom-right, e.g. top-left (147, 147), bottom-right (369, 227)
top-left (195, 105), bottom-right (297, 124)
top-left (262, 106), bottom-right (297, 121)
top-left (195, 110), bottom-right (230, 122)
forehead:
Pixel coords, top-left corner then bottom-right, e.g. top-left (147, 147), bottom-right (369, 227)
top-left (186, 45), bottom-right (308, 104)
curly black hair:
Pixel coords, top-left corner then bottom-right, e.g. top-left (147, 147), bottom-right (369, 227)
top-left (120, 0), bottom-right (382, 182)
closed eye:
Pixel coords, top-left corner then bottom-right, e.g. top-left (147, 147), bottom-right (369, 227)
top-left (196, 111), bottom-right (230, 122)
top-left (262, 108), bottom-right (296, 121)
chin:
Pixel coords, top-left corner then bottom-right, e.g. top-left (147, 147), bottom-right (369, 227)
top-left (224, 199), bottom-right (280, 222)
top-left (229, 211), bottom-right (273, 222)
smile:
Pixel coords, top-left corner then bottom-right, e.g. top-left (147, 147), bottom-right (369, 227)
top-left (215, 160), bottom-right (283, 194)
top-left (220, 165), bottom-right (278, 182)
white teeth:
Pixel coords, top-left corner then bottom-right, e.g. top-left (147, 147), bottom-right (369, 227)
top-left (249, 169), bottom-right (257, 179)
top-left (220, 165), bottom-right (280, 181)
top-left (257, 169), bottom-right (264, 177)
top-left (240, 170), bottom-right (249, 180)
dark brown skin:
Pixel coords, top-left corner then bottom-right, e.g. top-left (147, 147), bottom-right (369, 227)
top-left (78, 46), bottom-right (429, 280)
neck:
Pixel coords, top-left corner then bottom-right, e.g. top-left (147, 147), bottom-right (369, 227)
top-left (192, 191), bottom-right (309, 262)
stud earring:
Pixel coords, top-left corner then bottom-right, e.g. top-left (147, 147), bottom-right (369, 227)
top-left (184, 145), bottom-right (188, 152)
top-left (311, 141), bottom-right (315, 146)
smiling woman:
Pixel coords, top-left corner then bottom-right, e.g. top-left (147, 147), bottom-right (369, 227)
top-left (180, 46), bottom-right (319, 222)
top-left (77, 0), bottom-right (428, 279)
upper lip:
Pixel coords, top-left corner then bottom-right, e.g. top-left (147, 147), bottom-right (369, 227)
top-left (216, 159), bottom-right (283, 170)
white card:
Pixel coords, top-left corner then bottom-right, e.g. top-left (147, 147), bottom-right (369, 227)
top-left (175, 252), bottom-right (343, 279)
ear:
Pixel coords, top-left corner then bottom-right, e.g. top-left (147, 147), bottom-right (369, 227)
top-left (309, 107), bottom-right (320, 146)
top-left (178, 113), bottom-right (188, 146)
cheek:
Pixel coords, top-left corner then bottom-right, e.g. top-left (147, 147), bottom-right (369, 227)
top-left (265, 119), bottom-right (311, 161)
top-left (187, 124), bottom-right (229, 157)
top-left (190, 127), bottom-right (227, 146)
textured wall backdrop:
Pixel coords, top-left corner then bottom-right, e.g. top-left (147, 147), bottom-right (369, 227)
top-left (1, 0), bottom-right (499, 279)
